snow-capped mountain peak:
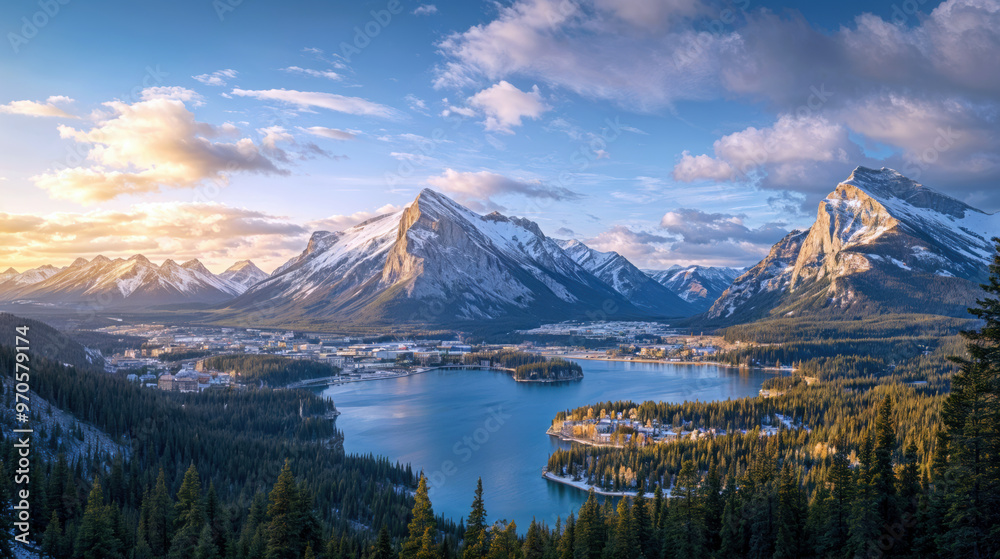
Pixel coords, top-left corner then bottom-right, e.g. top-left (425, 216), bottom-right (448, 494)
top-left (219, 260), bottom-right (269, 291)
top-left (0, 255), bottom-right (244, 307)
top-left (645, 265), bottom-right (745, 312)
top-left (707, 167), bottom-right (999, 322)
top-left (224, 188), bottom-right (692, 326)
top-left (559, 240), bottom-right (695, 315)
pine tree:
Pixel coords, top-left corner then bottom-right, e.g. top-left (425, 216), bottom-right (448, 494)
top-left (402, 474), bottom-right (437, 559)
top-left (702, 462), bottom-right (724, 553)
top-left (667, 460), bottom-right (707, 559)
top-left (372, 525), bottom-right (395, 559)
top-left (895, 441), bottom-right (921, 557)
top-left (75, 479), bottom-right (123, 559)
top-left (873, 396), bottom-right (900, 535)
top-left (718, 478), bottom-right (747, 558)
top-left (147, 467), bottom-right (173, 557)
top-left (169, 462), bottom-right (205, 559)
top-left (822, 441), bottom-right (853, 555)
top-left (848, 436), bottom-right (881, 558)
top-left (174, 463), bottom-right (205, 531)
top-left (42, 510), bottom-right (65, 559)
top-left (556, 513), bottom-right (574, 559)
top-left (264, 459), bottom-right (300, 559)
top-left (939, 245), bottom-right (1000, 559)
top-left (462, 478), bottom-right (488, 559)
top-left (806, 484), bottom-right (831, 557)
top-left (632, 488), bottom-right (656, 559)
top-left (46, 453), bottom-right (69, 523)
top-left (195, 524), bottom-right (219, 559)
top-left (772, 464), bottom-right (806, 559)
top-left (573, 490), bottom-right (604, 559)
top-left (486, 521), bottom-right (517, 559)
top-left (611, 498), bottom-right (638, 559)
top-left (522, 519), bottom-right (545, 559)
top-left (417, 527), bottom-right (440, 559)
top-left (204, 482), bottom-right (229, 559)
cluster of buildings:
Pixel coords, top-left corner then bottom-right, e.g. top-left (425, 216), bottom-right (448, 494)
top-left (519, 321), bottom-right (679, 340)
top-left (555, 414), bottom-right (723, 445)
top-left (554, 411), bottom-right (809, 447)
top-left (100, 324), bottom-right (484, 389)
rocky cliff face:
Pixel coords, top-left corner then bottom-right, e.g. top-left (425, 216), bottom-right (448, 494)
top-left (705, 166), bottom-right (998, 323)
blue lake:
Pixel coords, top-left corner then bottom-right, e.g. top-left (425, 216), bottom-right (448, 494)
top-left (321, 359), bottom-right (768, 530)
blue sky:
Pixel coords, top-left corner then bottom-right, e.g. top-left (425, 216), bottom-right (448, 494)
top-left (1, 0), bottom-right (998, 272)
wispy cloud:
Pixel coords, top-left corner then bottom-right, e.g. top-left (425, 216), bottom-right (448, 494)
top-left (231, 88), bottom-right (399, 118)
top-left (192, 69), bottom-right (238, 86)
top-left (281, 66), bottom-right (342, 81)
top-left (0, 96), bottom-right (78, 118)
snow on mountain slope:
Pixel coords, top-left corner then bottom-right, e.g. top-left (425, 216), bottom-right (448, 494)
top-left (560, 240), bottom-right (696, 316)
top-left (0, 255), bottom-right (242, 307)
top-left (226, 189), bottom-right (665, 327)
top-left (706, 167), bottom-right (1000, 323)
top-left (645, 265), bottom-right (744, 312)
top-left (219, 260), bottom-right (269, 292)
top-left (706, 231), bottom-right (809, 321)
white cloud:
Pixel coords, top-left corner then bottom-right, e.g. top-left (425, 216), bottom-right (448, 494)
top-left (673, 152), bottom-right (734, 182)
top-left (298, 126), bottom-right (356, 140)
top-left (192, 69), bottom-right (238, 86)
top-left (281, 66), bottom-right (342, 81)
top-left (32, 89), bottom-right (287, 204)
top-left (230, 88), bottom-right (399, 118)
top-left (413, 4), bottom-right (438, 15)
top-left (0, 96), bottom-right (77, 118)
top-left (141, 86), bottom-right (206, 106)
top-left (584, 221), bottom-right (784, 268)
top-left (426, 168), bottom-right (580, 211)
top-left (434, 0), bottom-right (730, 108)
top-left (405, 94), bottom-right (429, 114)
top-left (467, 81), bottom-right (549, 133)
top-left (258, 125), bottom-right (295, 150)
top-left (672, 114), bottom-right (860, 193)
top-left (660, 208), bottom-right (787, 245)
top-left (390, 152), bottom-right (434, 164)
top-left (0, 202), bottom-right (308, 273)
top-left (307, 204), bottom-right (403, 232)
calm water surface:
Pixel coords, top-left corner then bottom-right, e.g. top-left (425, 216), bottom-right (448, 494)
top-left (321, 359), bottom-right (768, 530)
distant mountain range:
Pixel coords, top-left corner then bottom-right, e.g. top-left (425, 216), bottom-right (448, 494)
top-left (644, 266), bottom-right (745, 312)
top-left (218, 189), bottom-right (692, 328)
top-left (2, 167), bottom-right (995, 330)
top-left (559, 240), bottom-right (697, 316)
top-left (0, 257), bottom-right (266, 308)
top-left (707, 166), bottom-right (999, 323)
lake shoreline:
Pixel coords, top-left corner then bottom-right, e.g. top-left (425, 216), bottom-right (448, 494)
top-left (542, 470), bottom-right (660, 498)
top-left (556, 354), bottom-right (794, 373)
